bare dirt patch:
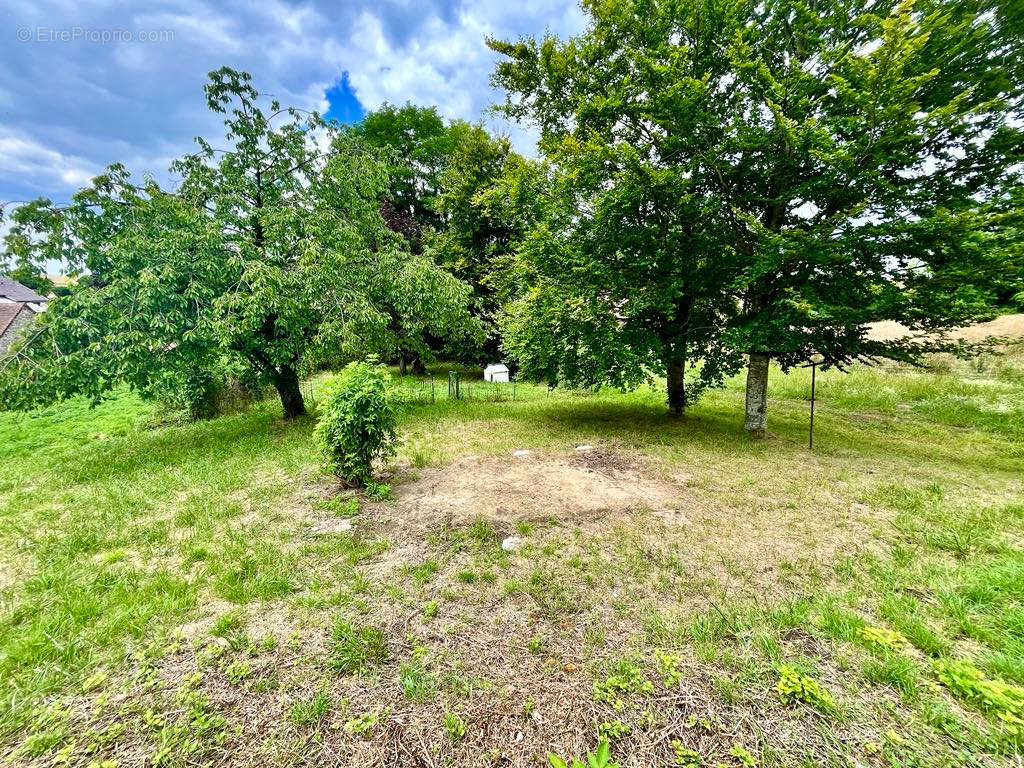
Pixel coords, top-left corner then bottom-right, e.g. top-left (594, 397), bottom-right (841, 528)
top-left (386, 450), bottom-right (692, 530)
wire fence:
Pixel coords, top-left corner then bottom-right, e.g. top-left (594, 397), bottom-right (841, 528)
top-left (390, 371), bottom-right (520, 405)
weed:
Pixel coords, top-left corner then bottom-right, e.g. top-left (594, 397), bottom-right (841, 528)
top-left (858, 625), bottom-right (911, 654)
top-left (934, 659), bottom-right (1024, 737)
top-left (211, 610), bottom-right (245, 637)
top-left (329, 618), bottom-right (389, 674)
top-left (224, 658), bottom-right (252, 684)
top-left (594, 659), bottom-right (654, 710)
top-left (443, 712), bottom-right (467, 742)
top-left (548, 740), bottom-right (619, 768)
top-left (775, 664), bottom-right (836, 713)
top-left (364, 480), bottom-right (394, 501)
top-left (729, 743), bottom-right (757, 766)
top-left (597, 719), bottom-right (630, 741)
top-left (670, 740), bottom-right (701, 766)
top-left (654, 649), bottom-right (683, 688)
top-left (326, 496), bottom-right (361, 518)
top-left (344, 711), bottom-right (379, 737)
top-left (289, 687), bottom-right (332, 727)
top-left (399, 650), bottom-right (435, 701)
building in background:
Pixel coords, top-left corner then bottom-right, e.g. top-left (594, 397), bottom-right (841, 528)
top-left (0, 276), bottom-right (48, 356)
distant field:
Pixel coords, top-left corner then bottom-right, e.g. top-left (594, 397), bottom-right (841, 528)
top-left (868, 312), bottom-right (1024, 342)
top-left (1, 344), bottom-right (1022, 767)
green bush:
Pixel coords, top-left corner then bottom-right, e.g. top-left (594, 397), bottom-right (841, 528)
top-left (314, 361), bottom-right (396, 485)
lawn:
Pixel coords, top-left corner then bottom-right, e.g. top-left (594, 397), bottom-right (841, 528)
top-left (1, 346), bottom-right (1022, 767)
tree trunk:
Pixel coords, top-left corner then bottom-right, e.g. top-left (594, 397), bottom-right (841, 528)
top-left (272, 364), bottom-right (306, 419)
top-left (744, 353), bottom-right (770, 437)
top-left (398, 353), bottom-right (408, 376)
top-left (666, 358), bottom-right (686, 416)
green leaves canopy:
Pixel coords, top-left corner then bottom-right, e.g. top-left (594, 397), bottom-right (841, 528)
top-left (490, 0), bottom-right (1023, 423)
top-left (1, 69), bottom-right (476, 418)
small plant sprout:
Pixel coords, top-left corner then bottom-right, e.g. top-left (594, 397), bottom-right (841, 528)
top-left (858, 625), bottom-right (912, 654)
top-left (288, 687), bottom-right (332, 727)
top-left (597, 719), bottom-right (630, 741)
top-left (670, 740), bottom-right (701, 767)
top-left (548, 740), bottom-right (620, 768)
top-left (343, 711), bottom-right (379, 737)
top-left (729, 743), bottom-right (757, 767)
top-left (443, 712), bottom-right (467, 742)
top-left (655, 649), bottom-right (684, 688)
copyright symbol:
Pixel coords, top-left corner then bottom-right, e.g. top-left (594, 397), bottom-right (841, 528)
top-left (17, 27), bottom-right (32, 42)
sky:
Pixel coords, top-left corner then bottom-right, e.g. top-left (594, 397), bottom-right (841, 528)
top-left (0, 0), bottom-right (587, 210)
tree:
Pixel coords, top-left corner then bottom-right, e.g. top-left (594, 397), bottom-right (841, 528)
top-left (0, 69), bottom-right (476, 419)
top-left (431, 125), bottom-right (526, 362)
top-left (353, 103), bottom-right (464, 247)
top-left (356, 104), bottom-right (522, 366)
top-left (491, 0), bottom-right (1023, 432)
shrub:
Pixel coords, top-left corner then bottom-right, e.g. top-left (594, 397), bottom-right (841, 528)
top-left (315, 361), bottom-right (396, 485)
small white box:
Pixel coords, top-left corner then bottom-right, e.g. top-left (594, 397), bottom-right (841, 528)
top-left (484, 363), bottom-right (510, 383)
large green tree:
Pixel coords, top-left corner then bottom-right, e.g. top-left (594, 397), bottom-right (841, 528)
top-left (0, 69), bottom-right (475, 418)
top-left (491, 0), bottom-right (1023, 431)
top-left (431, 124), bottom-right (526, 362)
top-left (357, 104), bottom-right (525, 365)
top-left (354, 103), bottom-right (465, 247)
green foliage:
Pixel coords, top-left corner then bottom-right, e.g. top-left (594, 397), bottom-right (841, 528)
top-left (596, 719), bottom-right (630, 741)
top-left (288, 687), bottom-right (332, 727)
top-left (399, 658), bottom-right (435, 700)
top-left (935, 659), bottom-right (1024, 736)
top-left (314, 362), bottom-right (397, 485)
top-left (728, 744), bottom-right (757, 767)
top-left (223, 658), bottom-right (251, 684)
top-left (858, 625), bottom-right (912, 654)
top-left (443, 711), bottom-right (467, 742)
top-left (355, 103), bottom-right (460, 238)
top-left (548, 740), bottom-right (619, 768)
top-left (343, 711), bottom-right (379, 737)
top-left (593, 660), bottom-right (654, 711)
top-left (489, 0), bottom-right (1024, 428)
top-left (0, 69), bottom-right (475, 421)
top-left (670, 740), bottom-right (701, 767)
top-left (775, 664), bottom-right (836, 713)
top-left (364, 480), bottom-right (394, 501)
top-left (329, 618), bottom-right (389, 675)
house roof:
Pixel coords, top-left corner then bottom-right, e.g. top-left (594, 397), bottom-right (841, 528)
top-left (0, 302), bottom-right (27, 336)
top-left (0, 276), bottom-right (47, 303)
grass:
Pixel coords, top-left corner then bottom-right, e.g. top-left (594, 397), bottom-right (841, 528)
top-left (0, 347), bottom-right (1022, 766)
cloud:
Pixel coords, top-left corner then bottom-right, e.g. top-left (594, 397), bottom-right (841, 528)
top-left (1, 0), bottom-right (586, 207)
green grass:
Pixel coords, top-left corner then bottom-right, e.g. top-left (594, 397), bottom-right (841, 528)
top-left (1, 349), bottom-right (1022, 766)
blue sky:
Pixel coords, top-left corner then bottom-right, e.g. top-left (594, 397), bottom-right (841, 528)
top-left (324, 73), bottom-right (365, 125)
top-left (0, 0), bottom-right (586, 211)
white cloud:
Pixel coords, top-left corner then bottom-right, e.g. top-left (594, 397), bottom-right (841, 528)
top-left (0, 131), bottom-right (96, 197)
top-left (1, 0), bottom-right (586, 204)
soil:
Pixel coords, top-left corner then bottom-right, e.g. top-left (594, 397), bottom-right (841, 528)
top-left (385, 450), bottom-right (690, 530)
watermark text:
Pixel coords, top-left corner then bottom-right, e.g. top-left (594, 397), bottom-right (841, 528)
top-left (16, 26), bottom-right (175, 44)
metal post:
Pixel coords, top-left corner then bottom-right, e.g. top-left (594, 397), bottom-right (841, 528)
top-left (809, 362), bottom-right (817, 451)
top-left (429, 373), bottom-right (435, 404)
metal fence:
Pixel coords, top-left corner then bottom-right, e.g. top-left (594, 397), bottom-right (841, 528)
top-left (390, 371), bottom-right (519, 405)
